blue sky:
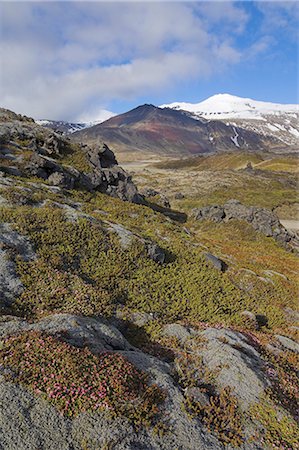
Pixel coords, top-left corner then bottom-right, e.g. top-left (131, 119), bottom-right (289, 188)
top-left (0, 1), bottom-right (298, 121)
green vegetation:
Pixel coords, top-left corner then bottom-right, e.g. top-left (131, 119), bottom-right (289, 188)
top-left (0, 178), bottom-right (297, 333)
top-left (1, 112), bottom-right (298, 447)
top-left (0, 331), bottom-right (165, 425)
top-left (59, 142), bottom-right (92, 173)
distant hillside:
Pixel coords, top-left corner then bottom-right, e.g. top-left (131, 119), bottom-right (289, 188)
top-left (153, 150), bottom-right (299, 172)
top-left (71, 103), bottom-right (288, 158)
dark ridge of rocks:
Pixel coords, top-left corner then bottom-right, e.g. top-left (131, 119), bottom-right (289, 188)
top-left (0, 112), bottom-right (144, 205)
top-left (192, 199), bottom-right (298, 250)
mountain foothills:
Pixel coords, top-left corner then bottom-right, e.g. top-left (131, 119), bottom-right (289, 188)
top-left (0, 103), bottom-right (298, 450)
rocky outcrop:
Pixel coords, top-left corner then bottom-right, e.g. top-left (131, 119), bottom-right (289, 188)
top-left (199, 328), bottom-right (270, 408)
top-left (0, 313), bottom-right (297, 449)
top-left (142, 188), bottom-right (171, 208)
top-left (164, 323), bottom-right (272, 409)
top-left (192, 199), bottom-right (298, 249)
top-left (0, 109), bottom-right (144, 204)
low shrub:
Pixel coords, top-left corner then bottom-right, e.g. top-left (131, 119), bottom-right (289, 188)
top-left (185, 387), bottom-right (244, 447)
top-left (0, 331), bottom-right (165, 426)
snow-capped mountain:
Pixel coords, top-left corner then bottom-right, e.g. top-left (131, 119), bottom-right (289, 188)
top-left (36, 111), bottom-right (116, 135)
top-left (35, 120), bottom-right (87, 134)
top-left (161, 94), bottom-right (299, 147)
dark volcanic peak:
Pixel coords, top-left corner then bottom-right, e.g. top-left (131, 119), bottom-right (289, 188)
top-left (98, 103), bottom-right (206, 129)
top-left (72, 103), bottom-right (285, 156)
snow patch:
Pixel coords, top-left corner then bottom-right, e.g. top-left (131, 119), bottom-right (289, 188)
top-left (289, 127), bottom-right (299, 138)
top-left (36, 120), bottom-right (51, 125)
top-left (230, 127), bottom-right (240, 147)
top-left (267, 124), bottom-right (279, 132)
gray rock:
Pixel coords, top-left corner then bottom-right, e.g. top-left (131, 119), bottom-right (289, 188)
top-left (275, 335), bottom-right (299, 353)
top-left (106, 222), bottom-right (134, 249)
top-left (199, 328), bottom-right (270, 408)
top-left (0, 223), bottom-right (36, 307)
top-left (185, 387), bottom-right (210, 407)
top-left (121, 350), bottom-right (221, 450)
top-left (0, 382), bottom-right (72, 450)
top-left (224, 199), bottom-right (254, 222)
top-left (0, 314), bottom-right (133, 353)
top-left (146, 242), bottom-right (166, 264)
top-left (142, 188), bottom-right (171, 208)
top-left (0, 166), bottom-right (22, 177)
top-left (106, 220), bottom-right (166, 264)
top-left (193, 205), bottom-right (225, 223)
top-left (86, 142), bottom-right (118, 169)
top-left (204, 252), bottom-right (227, 272)
top-left (47, 171), bottom-right (75, 189)
top-left (163, 323), bottom-right (194, 341)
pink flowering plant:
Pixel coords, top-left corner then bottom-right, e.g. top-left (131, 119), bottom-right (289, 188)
top-left (0, 331), bottom-right (165, 425)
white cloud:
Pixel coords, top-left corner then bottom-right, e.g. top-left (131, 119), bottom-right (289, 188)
top-left (0, 1), bottom-right (253, 121)
top-left (255, 1), bottom-right (299, 38)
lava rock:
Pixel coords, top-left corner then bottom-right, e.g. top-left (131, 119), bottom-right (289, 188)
top-left (204, 252), bottom-right (228, 272)
top-left (146, 242), bottom-right (166, 264)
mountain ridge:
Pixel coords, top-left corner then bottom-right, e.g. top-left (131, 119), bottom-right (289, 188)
top-left (71, 101), bottom-right (295, 158)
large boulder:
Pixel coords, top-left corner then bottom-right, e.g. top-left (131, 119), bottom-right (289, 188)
top-left (199, 328), bottom-right (270, 409)
top-left (85, 142), bottom-right (118, 169)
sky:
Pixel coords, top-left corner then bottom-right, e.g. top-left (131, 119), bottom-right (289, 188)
top-left (0, 1), bottom-right (298, 122)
